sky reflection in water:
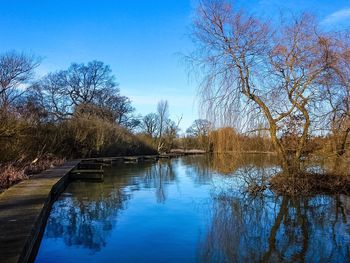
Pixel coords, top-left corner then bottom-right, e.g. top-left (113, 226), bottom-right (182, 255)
top-left (36, 155), bottom-right (350, 263)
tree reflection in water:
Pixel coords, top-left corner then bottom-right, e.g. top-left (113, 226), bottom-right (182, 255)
top-left (43, 161), bottom-right (177, 251)
top-left (142, 159), bottom-right (177, 203)
top-left (38, 155), bottom-right (350, 262)
top-left (44, 182), bottom-right (131, 251)
top-left (199, 191), bottom-right (350, 262)
top-left (194, 154), bottom-right (350, 263)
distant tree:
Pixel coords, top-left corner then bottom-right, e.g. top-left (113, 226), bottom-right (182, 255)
top-left (142, 113), bottom-right (160, 138)
top-left (186, 119), bottom-right (211, 137)
top-left (186, 119), bottom-right (211, 150)
top-left (157, 100), bottom-right (169, 138)
top-left (30, 72), bottom-right (72, 120)
top-left (32, 61), bottom-right (117, 117)
top-left (95, 91), bottom-right (139, 129)
top-left (162, 118), bottom-right (182, 150)
top-left (0, 51), bottom-right (40, 109)
top-left (32, 60), bottom-right (138, 128)
top-left (140, 100), bottom-right (182, 152)
top-left (62, 61), bottom-right (116, 106)
top-left (156, 100), bottom-right (169, 151)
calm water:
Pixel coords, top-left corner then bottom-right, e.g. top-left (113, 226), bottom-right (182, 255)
top-left (36, 155), bottom-right (350, 263)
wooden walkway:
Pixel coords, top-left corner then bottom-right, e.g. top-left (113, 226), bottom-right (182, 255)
top-left (0, 161), bottom-right (79, 263)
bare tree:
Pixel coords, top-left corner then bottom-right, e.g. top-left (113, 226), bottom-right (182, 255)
top-left (321, 34), bottom-right (350, 156)
top-left (186, 119), bottom-right (212, 150)
top-left (142, 113), bottom-right (160, 138)
top-left (32, 60), bottom-right (139, 128)
top-left (156, 100), bottom-right (169, 151)
top-left (33, 61), bottom-right (117, 116)
top-left (162, 116), bottom-right (182, 151)
top-left (187, 119), bottom-right (211, 137)
top-left (95, 91), bottom-right (139, 128)
top-left (63, 61), bottom-right (117, 106)
top-left (30, 72), bottom-right (72, 120)
top-left (189, 0), bottom-right (335, 175)
top-left (0, 51), bottom-right (40, 109)
top-left (157, 100), bottom-right (169, 137)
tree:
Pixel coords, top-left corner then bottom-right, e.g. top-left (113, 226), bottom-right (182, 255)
top-left (186, 119), bottom-right (211, 137)
top-left (320, 34), bottom-right (350, 156)
top-left (32, 60), bottom-right (139, 128)
top-left (156, 100), bottom-right (169, 151)
top-left (162, 118), bottom-right (182, 151)
top-left (30, 72), bottom-right (72, 120)
top-left (95, 91), bottom-right (139, 129)
top-left (142, 113), bottom-right (159, 138)
top-left (32, 61), bottom-right (117, 119)
top-left (0, 51), bottom-right (40, 109)
top-left (62, 61), bottom-right (116, 106)
top-left (186, 119), bottom-right (212, 150)
top-left (189, 0), bottom-right (338, 175)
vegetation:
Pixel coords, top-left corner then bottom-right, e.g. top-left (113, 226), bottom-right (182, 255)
top-left (0, 51), bottom-right (157, 188)
top-left (1, 1), bottom-right (349, 195)
top-left (187, 0), bottom-right (349, 187)
top-left (138, 100), bottom-right (182, 153)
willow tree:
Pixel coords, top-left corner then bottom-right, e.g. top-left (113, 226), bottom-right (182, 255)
top-left (189, 0), bottom-right (335, 175)
top-left (321, 35), bottom-right (350, 157)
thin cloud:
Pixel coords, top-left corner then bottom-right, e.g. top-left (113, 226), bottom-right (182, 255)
top-left (322, 7), bottom-right (350, 25)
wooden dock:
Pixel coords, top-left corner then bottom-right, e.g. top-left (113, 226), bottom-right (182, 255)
top-left (70, 162), bottom-right (104, 181)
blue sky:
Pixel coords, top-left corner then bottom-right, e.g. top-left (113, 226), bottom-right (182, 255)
top-left (0, 0), bottom-right (349, 131)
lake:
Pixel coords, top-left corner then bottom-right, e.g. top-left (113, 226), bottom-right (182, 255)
top-left (35, 154), bottom-right (350, 263)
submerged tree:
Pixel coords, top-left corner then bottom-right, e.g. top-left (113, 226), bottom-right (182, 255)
top-left (189, 0), bottom-right (344, 176)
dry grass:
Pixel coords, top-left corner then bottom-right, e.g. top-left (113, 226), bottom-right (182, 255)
top-left (0, 154), bottom-right (65, 189)
top-left (24, 154), bottom-right (65, 175)
top-left (0, 164), bottom-right (27, 189)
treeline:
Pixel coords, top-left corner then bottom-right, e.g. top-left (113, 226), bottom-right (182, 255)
top-left (138, 100), bottom-right (181, 153)
top-left (183, 122), bottom-right (348, 158)
top-left (182, 122), bottom-right (273, 153)
top-left (0, 51), bottom-right (163, 187)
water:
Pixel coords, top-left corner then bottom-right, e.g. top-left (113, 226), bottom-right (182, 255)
top-left (36, 155), bottom-right (350, 263)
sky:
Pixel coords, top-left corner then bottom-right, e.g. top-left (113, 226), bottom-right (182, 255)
top-left (0, 0), bottom-right (349, 131)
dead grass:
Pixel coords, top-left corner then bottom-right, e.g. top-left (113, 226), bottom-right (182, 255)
top-left (0, 154), bottom-right (65, 190)
top-left (24, 154), bottom-right (65, 175)
top-left (0, 164), bottom-right (27, 189)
